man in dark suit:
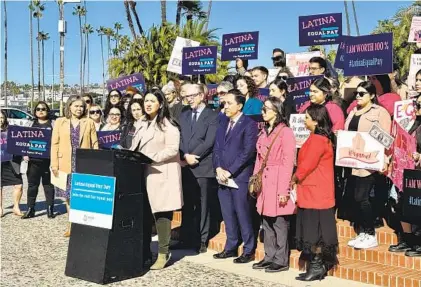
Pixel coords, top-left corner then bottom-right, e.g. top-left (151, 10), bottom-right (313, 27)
top-left (212, 89), bottom-right (258, 264)
top-left (174, 83), bottom-right (219, 253)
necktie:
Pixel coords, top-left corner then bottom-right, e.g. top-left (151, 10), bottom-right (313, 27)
top-left (191, 110), bottom-right (198, 130)
top-left (226, 120), bottom-right (234, 137)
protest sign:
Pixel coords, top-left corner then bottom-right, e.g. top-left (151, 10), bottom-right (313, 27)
top-left (289, 114), bottom-right (310, 148)
top-left (299, 13), bottom-right (342, 46)
top-left (334, 36), bottom-right (352, 70)
top-left (6, 126), bottom-right (51, 158)
top-left (70, 173), bottom-right (116, 229)
top-left (257, 88), bottom-right (270, 102)
top-left (106, 73), bottom-right (146, 94)
top-left (394, 100), bottom-right (415, 131)
top-left (407, 54), bottom-right (421, 94)
top-left (402, 169), bottom-right (421, 223)
top-left (388, 121), bottom-right (416, 192)
top-left (342, 33), bottom-right (393, 77)
top-left (167, 36), bottom-right (200, 74)
top-left (221, 31), bottom-right (259, 61)
top-left (182, 46), bottom-right (217, 75)
top-left (97, 130), bottom-right (121, 149)
top-left (267, 68), bottom-right (281, 84)
top-left (287, 75), bottom-right (322, 111)
top-left (206, 84), bottom-right (219, 108)
top-left (1, 131), bottom-right (13, 162)
top-left (408, 16), bottom-right (421, 43)
top-left (286, 51), bottom-right (321, 77)
top-left (335, 130), bottom-right (384, 171)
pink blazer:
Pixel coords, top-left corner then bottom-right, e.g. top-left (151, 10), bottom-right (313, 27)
top-left (253, 124), bottom-right (296, 217)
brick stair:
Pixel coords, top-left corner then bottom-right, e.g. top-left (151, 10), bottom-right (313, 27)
top-left (171, 211), bottom-right (421, 287)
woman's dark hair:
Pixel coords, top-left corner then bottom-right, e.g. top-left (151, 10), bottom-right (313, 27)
top-left (236, 58), bottom-right (249, 70)
top-left (125, 98), bottom-right (144, 124)
top-left (276, 66), bottom-right (294, 78)
top-left (104, 89), bottom-right (123, 118)
top-left (107, 105), bottom-right (124, 122)
top-left (237, 76), bottom-right (258, 98)
top-left (264, 97), bottom-right (289, 128)
top-left (307, 104), bottom-right (334, 144)
top-left (82, 93), bottom-right (94, 104)
top-left (270, 77), bottom-right (289, 96)
top-left (33, 101), bottom-right (51, 120)
top-left (416, 69), bottom-right (421, 78)
top-left (357, 81), bottom-right (379, 104)
top-left (311, 77), bottom-right (333, 102)
top-left (223, 74), bottom-right (239, 87)
top-left (144, 89), bottom-right (179, 131)
top-left (0, 110), bottom-right (9, 130)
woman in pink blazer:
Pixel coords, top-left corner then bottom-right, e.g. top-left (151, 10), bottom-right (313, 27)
top-left (251, 97), bottom-right (296, 273)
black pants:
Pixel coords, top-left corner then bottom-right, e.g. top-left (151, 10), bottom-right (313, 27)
top-left (372, 173), bottom-right (391, 221)
top-left (353, 174), bottom-right (376, 235)
top-left (26, 160), bottom-right (54, 208)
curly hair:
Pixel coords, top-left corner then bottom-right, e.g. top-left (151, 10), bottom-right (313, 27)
top-left (237, 75), bottom-right (258, 98)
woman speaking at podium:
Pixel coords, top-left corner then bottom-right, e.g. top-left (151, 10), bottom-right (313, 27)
top-left (130, 89), bottom-right (183, 270)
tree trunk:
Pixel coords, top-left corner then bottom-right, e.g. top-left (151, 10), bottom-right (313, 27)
top-left (129, 1), bottom-right (144, 35)
top-left (83, 30), bottom-right (87, 92)
top-left (3, 1), bottom-right (7, 107)
top-left (351, 0), bottom-right (360, 36)
top-left (59, 2), bottom-right (65, 116)
top-left (42, 39), bottom-right (45, 101)
top-left (37, 18), bottom-right (41, 97)
top-left (344, 0), bottom-right (351, 36)
top-left (204, 0), bottom-right (212, 31)
top-left (175, 0), bottom-right (182, 27)
top-left (100, 35), bottom-right (106, 107)
top-left (161, 0), bottom-right (166, 25)
top-left (87, 34), bottom-right (90, 90)
top-left (79, 16), bottom-right (83, 95)
top-left (124, 0), bottom-right (137, 40)
top-left (115, 29), bottom-right (119, 50)
top-left (29, 3), bottom-right (34, 110)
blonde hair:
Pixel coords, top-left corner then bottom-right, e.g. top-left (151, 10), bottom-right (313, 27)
top-left (64, 95), bottom-right (87, 119)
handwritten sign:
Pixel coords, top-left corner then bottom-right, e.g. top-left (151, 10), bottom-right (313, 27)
top-left (408, 16), bottom-right (421, 43)
top-left (343, 33), bottom-right (393, 76)
top-left (6, 126), bottom-right (51, 159)
top-left (106, 73), bottom-right (146, 94)
top-left (286, 51), bottom-right (321, 77)
top-left (267, 68), bottom-right (281, 84)
top-left (167, 36), bottom-right (200, 75)
top-left (97, 131), bottom-right (121, 149)
top-left (289, 114), bottom-right (310, 148)
top-left (299, 13), bottom-right (342, 46)
top-left (335, 130), bottom-right (384, 171)
top-left (182, 46), bottom-right (217, 75)
top-left (394, 100), bottom-right (415, 131)
top-left (408, 54), bottom-right (421, 95)
top-left (221, 31), bottom-right (259, 61)
top-left (287, 75), bottom-right (322, 111)
top-left (1, 131), bottom-right (13, 162)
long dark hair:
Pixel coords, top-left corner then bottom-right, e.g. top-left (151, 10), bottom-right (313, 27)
top-left (311, 77), bottom-right (333, 102)
top-left (270, 77), bottom-right (289, 97)
top-left (307, 104), bottom-right (334, 143)
top-left (237, 76), bottom-right (258, 98)
top-left (125, 98), bottom-right (144, 125)
top-left (0, 110), bottom-right (8, 130)
top-left (356, 81), bottom-right (379, 105)
top-left (264, 97), bottom-right (289, 128)
top-left (144, 89), bottom-right (179, 131)
top-left (33, 101), bottom-right (51, 121)
top-left (104, 89), bottom-right (123, 117)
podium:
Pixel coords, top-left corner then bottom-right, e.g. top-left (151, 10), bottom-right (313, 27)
top-left (65, 149), bottom-right (152, 284)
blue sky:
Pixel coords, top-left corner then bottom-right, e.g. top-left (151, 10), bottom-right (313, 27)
top-left (0, 0), bottom-right (413, 85)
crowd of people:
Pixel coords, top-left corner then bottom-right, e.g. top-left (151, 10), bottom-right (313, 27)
top-left (1, 47), bottom-right (421, 282)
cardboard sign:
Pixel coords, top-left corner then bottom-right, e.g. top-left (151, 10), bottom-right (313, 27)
top-left (402, 169), bottom-right (421, 222)
top-left (167, 36), bottom-right (200, 74)
top-left (394, 100), bottom-right (415, 131)
top-left (267, 68), bottom-right (281, 84)
top-left (0, 131), bottom-right (13, 162)
top-left (70, 173), bottom-right (116, 229)
top-left (334, 36), bottom-right (353, 70)
top-left (299, 13), bottom-right (342, 46)
top-left (287, 75), bottom-right (322, 111)
top-left (343, 33), bottom-right (393, 77)
top-left (206, 84), bottom-right (219, 108)
top-left (408, 54), bottom-right (421, 93)
top-left (286, 51), bottom-right (321, 77)
top-left (289, 114), bottom-right (310, 148)
top-left (335, 130), bottom-right (384, 171)
top-left (221, 31), bottom-right (259, 61)
top-left (106, 73), bottom-right (146, 94)
top-left (182, 46), bottom-right (217, 75)
top-left (408, 16), bottom-right (421, 43)
top-left (6, 126), bottom-right (52, 159)
top-left (97, 130), bottom-right (121, 149)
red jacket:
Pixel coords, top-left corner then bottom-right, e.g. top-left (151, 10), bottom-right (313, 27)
top-left (295, 133), bottom-right (335, 209)
top-left (299, 101), bottom-right (345, 132)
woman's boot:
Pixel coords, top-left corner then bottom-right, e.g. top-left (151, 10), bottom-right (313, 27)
top-left (64, 222), bottom-right (71, 237)
top-left (150, 253), bottom-right (171, 270)
top-left (296, 253), bottom-right (327, 281)
top-left (389, 233), bottom-right (412, 252)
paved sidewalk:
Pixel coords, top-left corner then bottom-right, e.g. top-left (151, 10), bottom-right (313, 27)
top-left (1, 183), bottom-right (372, 287)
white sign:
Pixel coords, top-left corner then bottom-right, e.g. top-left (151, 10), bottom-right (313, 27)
top-left (394, 100), bottom-right (415, 131)
top-left (167, 36), bottom-right (200, 75)
top-left (286, 51), bottom-right (321, 77)
top-left (289, 114), bottom-right (310, 148)
top-left (408, 54), bottom-right (421, 93)
top-left (408, 16), bottom-right (421, 43)
top-left (335, 131), bottom-right (384, 171)
top-left (267, 68), bottom-right (281, 84)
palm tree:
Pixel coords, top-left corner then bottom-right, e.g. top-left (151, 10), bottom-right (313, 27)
top-left (178, 1), bottom-right (206, 23)
top-left (73, 5), bottom-right (86, 94)
top-left (114, 22), bottom-right (122, 50)
top-left (161, 0), bottom-right (167, 25)
top-left (128, 0), bottom-right (144, 35)
top-left (104, 27), bottom-right (115, 61)
top-left (343, 0), bottom-right (351, 36)
top-left (123, 0), bottom-right (137, 40)
top-left (36, 31), bottom-right (49, 100)
top-left (176, 0), bottom-right (182, 26)
top-left (97, 26), bottom-right (106, 103)
top-left (82, 24), bottom-right (94, 90)
top-left (29, 1), bottom-right (35, 109)
top-left (204, 0), bottom-right (212, 31)
top-left (33, 0), bottom-right (45, 97)
top-left (3, 1), bottom-right (7, 106)
top-left (351, 0), bottom-right (360, 36)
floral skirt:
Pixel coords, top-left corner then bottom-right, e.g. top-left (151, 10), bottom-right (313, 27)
top-left (54, 174), bottom-right (71, 200)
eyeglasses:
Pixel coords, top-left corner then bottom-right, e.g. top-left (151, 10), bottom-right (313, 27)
top-left (109, 113), bottom-right (121, 117)
top-left (89, 110), bottom-right (101, 115)
top-left (354, 91), bottom-right (368, 99)
top-left (36, 108), bottom-right (47, 112)
top-left (110, 94), bottom-right (120, 98)
top-left (185, 93), bottom-right (201, 99)
top-left (84, 99), bottom-right (91, 104)
top-left (309, 67), bottom-right (321, 71)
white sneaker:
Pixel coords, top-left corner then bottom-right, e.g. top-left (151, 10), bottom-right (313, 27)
top-left (348, 233), bottom-right (366, 247)
top-left (354, 234), bottom-right (378, 249)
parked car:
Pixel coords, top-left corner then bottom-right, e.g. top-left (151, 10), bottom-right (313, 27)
top-left (49, 109), bottom-right (61, 120)
top-left (1, 108), bottom-right (34, 126)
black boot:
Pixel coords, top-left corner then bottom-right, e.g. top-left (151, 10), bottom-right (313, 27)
top-left (389, 233), bottom-right (412, 252)
top-left (405, 234), bottom-right (421, 257)
top-left (296, 254), bottom-right (327, 281)
top-left (47, 205), bottom-right (56, 219)
top-left (21, 208), bottom-right (35, 219)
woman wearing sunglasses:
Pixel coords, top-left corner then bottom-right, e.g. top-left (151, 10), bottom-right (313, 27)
top-left (269, 77), bottom-right (296, 120)
top-left (22, 101), bottom-right (56, 219)
top-left (88, 104), bottom-right (104, 131)
top-left (101, 106), bottom-right (123, 131)
top-left (83, 94), bottom-right (94, 111)
top-left (104, 89), bottom-right (123, 119)
top-left (343, 81), bottom-right (391, 250)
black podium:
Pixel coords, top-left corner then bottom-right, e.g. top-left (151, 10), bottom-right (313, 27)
top-left (65, 149), bottom-right (152, 284)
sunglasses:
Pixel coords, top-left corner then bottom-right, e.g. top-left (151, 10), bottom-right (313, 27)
top-left (109, 113), bottom-right (121, 117)
top-left (271, 56), bottom-right (283, 61)
top-left (36, 107), bottom-right (47, 112)
top-left (354, 91), bottom-right (368, 99)
top-left (84, 99), bottom-right (91, 104)
top-left (277, 75), bottom-right (288, 81)
top-left (89, 110), bottom-right (101, 115)
top-left (110, 94), bottom-right (120, 98)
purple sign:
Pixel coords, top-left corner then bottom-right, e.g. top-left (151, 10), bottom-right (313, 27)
top-left (257, 88), bottom-right (270, 102)
top-left (206, 84), bottom-right (219, 108)
top-left (287, 76), bottom-right (322, 111)
top-left (182, 46), bottom-right (217, 75)
top-left (221, 31), bottom-right (259, 61)
top-left (334, 36), bottom-right (353, 70)
top-left (106, 73), bottom-right (146, 94)
top-left (1, 132), bottom-right (13, 162)
top-left (299, 13), bottom-right (342, 46)
top-left (343, 33), bottom-right (393, 77)
top-left (6, 126), bottom-right (51, 158)
top-left (97, 131), bottom-right (121, 149)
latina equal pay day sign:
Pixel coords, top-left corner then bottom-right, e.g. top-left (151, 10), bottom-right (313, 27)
top-left (221, 31), bottom-right (259, 61)
top-left (299, 13), bottom-right (342, 46)
top-left (106, 73), bottom-right (146, 94)
top-left (6, 126), bottom-right (51, 159)
top-left (182, 46), bottom-right (217, 75)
